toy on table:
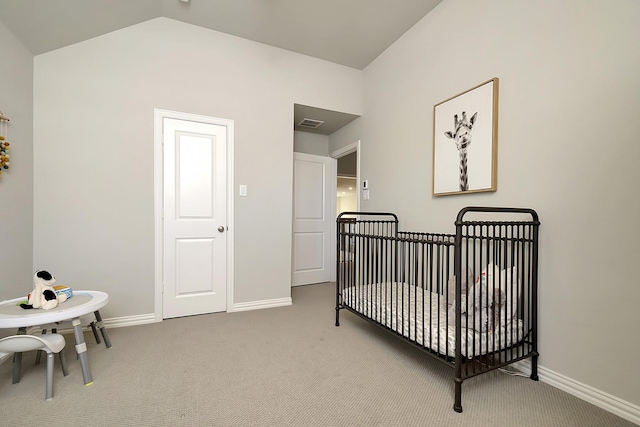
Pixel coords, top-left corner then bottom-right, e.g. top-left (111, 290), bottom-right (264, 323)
top-left (20, 270), bottom-right (71, 310)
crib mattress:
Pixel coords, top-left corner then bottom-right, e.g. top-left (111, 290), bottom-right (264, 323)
top-left (342, 283), bottom-right (524, 358)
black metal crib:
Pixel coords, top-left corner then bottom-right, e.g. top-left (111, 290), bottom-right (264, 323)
top-left (335, 206), bottom-right (540, 412)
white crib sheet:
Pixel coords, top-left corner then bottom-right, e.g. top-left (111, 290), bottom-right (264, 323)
top-left (342, 283), bottom-right (524, 358)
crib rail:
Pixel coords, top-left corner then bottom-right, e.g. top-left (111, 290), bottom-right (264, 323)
top-left (335, 207), bottom-right (540, 413)
top-left (452, 207), bottom-right (540, 411)
top-left (336, 212), bottom-right (398, 327)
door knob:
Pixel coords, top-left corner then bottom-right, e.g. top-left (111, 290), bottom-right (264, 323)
top-left (218, 226), bottom-right (225, 233)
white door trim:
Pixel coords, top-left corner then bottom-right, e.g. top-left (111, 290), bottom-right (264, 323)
top-left (330, 140), bottom-right (360, 282)
top-left (154, 108), bottom-right (235, 322)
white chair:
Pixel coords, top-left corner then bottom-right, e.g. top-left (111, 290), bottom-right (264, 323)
top-left (35, 314), bottom-right (105, 364)
top-left (0, 334), bottom-right (68, 400)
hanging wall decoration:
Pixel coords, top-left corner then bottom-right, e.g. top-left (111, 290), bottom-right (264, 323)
top-left (0, 111), bottom-right (10, 179)
top-left (432, 78), bottom-right (498, 196)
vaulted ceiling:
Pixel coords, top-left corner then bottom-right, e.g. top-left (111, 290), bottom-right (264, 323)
top-left (0, 0), bottom-right (442, 135)
top-left (0, 0), bottom-right (441, 70)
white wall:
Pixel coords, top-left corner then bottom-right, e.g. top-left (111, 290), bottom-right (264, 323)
top-left (337, 194), bottom-right (357, 216)
top-left (330, 117), bottom-right (362, 154)
top-left (337, 152), bottom-right (357, 177)
top-left (0, 21), bottom-right (34, 301)
top-left (293, 131), bottom-right (329, 156)
top-left (33, 18), bottom-right (362, 318)
top-left (358, 0), bottom-right (640, 409)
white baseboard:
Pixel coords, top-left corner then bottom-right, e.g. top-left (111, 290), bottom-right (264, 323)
top-left (232, 297), bottom-right (292, 312)
top-left (24, 313), bottom-right (158, 336)
top-left (511, 360), bottom-right (640, 425)
top-left (102, 313), bottom-right (157, 329)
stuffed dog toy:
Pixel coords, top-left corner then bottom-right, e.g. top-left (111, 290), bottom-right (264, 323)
top-left (20, 270), bottom-right (68, 310)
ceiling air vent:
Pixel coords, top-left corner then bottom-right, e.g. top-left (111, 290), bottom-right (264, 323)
top-left (298, 118), bottom-right (324, 129)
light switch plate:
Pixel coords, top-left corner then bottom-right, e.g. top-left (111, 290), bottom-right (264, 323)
top-left (239, 185), bottom-right (247, 196)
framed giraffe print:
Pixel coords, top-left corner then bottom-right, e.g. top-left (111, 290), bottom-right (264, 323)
top-left (432, 78), bottom-right (498, 196)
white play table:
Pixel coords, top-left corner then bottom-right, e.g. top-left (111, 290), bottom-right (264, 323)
top-left (0, 290), bottom-right (110, 386)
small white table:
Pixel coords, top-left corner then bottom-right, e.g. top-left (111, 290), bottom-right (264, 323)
top-left (0, 290), bottom-right (110, 386)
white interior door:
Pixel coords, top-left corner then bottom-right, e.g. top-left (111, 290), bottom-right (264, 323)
top-left (163, 118), bottom-right (227, 318)
top-left (292, 153), bottom-right (336, 286)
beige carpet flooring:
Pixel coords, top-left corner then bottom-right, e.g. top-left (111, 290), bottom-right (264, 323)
top-left (0, 282), bottom-right (637, 427)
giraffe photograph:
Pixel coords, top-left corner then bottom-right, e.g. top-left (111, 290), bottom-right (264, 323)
top-left (432, 78), bottom-right (498, 196)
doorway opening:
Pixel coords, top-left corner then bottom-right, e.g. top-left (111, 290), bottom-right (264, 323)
top-left (291, 104), bottom-right (360, 287)
top-left (332, 141), bottom-right (360, 216)
top-left (336, 151), bottom-right (358, 216)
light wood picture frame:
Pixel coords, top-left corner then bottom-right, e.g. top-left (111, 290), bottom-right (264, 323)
top-left (432, 78), bottom-right (498, 196)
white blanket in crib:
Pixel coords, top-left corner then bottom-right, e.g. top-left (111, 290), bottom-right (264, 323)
top-left (342, 282), bottom-right (524, 358)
